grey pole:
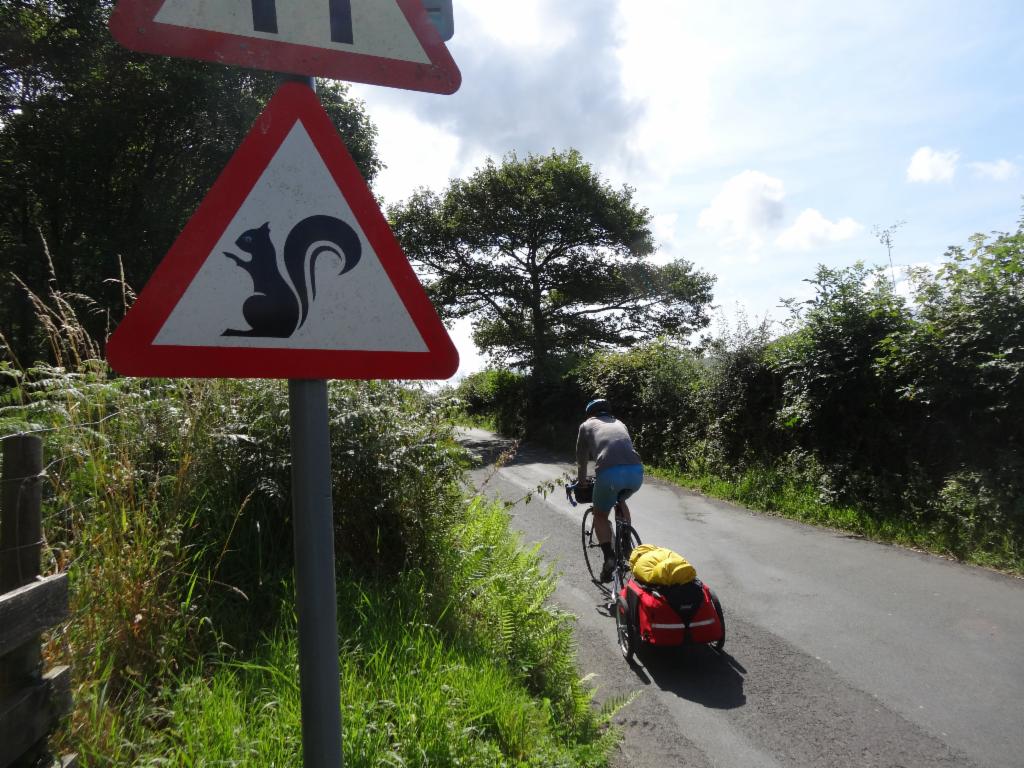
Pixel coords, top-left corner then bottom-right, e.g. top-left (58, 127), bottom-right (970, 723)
top-left (284, 62), bottom-right (342, 768)
top-left (289, 378), bottom-right (343, 767)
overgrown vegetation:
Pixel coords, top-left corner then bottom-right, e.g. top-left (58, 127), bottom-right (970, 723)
top-left (0, 277), bottom-right (616, 764)
top-left (42, 500), bottom-right (617, 766)
top-left (456, 216), bottom-right (1024, 573)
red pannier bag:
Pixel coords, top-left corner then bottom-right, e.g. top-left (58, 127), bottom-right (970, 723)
top-left (621, 578), bottom-right (723, 647)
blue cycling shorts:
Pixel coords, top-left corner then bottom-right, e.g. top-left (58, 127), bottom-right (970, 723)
top-left (592, 464), bottom-right (644, 513)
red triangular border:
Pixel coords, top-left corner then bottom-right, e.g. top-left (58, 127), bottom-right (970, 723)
top-left (106, 82), bottom-right (459, 380)
top-left (109, 0), bottom-right (461, 94)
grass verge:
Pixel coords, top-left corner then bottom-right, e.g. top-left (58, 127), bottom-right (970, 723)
top-left (651, 464), bottom-right (1023, 576)
top-left (72, 498), bottom-right (617, 766)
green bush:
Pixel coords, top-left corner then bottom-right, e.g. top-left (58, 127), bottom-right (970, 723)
top-left (0, 365), bottom-right (475, 756)
top-left (574, 340), bottom-right (703, 465)
top-left (455, 368), bottom-right (529, 436)
top-left (773, 262), bottom-right (914, 502)
top-left (522, 374), bottom-right (587, 447)
top-left (878, 225), bottom-right (1024, 532)
top-left (697, 317), bottom-right (783, 469)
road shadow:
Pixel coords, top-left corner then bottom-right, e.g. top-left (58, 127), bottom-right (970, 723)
top-left (503, 439), bottom-right (571, 469)
top-left (455, 431), bottom-right (518, 466)
top-left (636, 644), bottom-right (747, 709)
top-left (455, 429), bottom-right (571, 470)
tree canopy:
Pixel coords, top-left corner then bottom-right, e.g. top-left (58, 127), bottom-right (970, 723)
top-left (0, 0), bottom-right (380, 363)
top-left (389, 149), bottom-right (715, 380)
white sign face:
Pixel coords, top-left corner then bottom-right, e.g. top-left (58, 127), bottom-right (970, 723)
top-left (154, 0), bottom-right (430, 63)
top-left (154, 122), bottom-right (428, 353)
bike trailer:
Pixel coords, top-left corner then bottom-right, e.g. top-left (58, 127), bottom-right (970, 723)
top-left (619, 577), bottom-right (724, 649)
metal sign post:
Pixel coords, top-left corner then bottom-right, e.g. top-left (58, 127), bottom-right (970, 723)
top-left (289, 378), bottom-right (343, 767)
top-left (285, 74), bottom-right (343, 768)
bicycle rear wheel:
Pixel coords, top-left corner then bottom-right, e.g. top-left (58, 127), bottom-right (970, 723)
top-left (581, 507), bottom-right (601, 582)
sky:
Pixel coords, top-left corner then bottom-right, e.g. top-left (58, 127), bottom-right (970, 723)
top-left (350, 0), bottom-right (1024, 378)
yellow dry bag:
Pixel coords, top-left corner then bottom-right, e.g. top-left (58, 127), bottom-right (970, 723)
top-left (629, 544), bottom-right (697, 586)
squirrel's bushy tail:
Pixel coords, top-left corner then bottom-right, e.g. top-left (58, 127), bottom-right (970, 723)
top-left (284, 215), bottom-right (363, 328)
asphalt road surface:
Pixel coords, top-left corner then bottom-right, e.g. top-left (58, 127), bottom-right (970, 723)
top-left (458, 428), bottom-right (1024, 768)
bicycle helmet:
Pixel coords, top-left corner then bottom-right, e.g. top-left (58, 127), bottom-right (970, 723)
top-left (585, 398), bottom-right (610, 417)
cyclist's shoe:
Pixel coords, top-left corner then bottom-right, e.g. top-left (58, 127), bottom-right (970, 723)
top-left (600, 555), bottom-right (616, 583)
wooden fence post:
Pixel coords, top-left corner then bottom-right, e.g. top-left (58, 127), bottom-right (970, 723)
top-left (1, 433), bottom-right (44, 581)
top-left (1, 432), bottom-right (44, 677)
top-left (0, 433), bottom-right (55, 767)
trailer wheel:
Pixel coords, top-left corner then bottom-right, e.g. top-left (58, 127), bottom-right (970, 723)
top-left (615, 595), bottom-right (636, 661)
top-left (710, 590), bottom-right (725, 651)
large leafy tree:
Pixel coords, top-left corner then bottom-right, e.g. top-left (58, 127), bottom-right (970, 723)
top-left (0, 0), bottom-right (380, 363)
top-left (390, 150), bottom-right (715, 380)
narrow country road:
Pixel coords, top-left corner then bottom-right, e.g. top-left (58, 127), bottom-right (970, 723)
top-left (458, 428), bottom-right (1024, 768)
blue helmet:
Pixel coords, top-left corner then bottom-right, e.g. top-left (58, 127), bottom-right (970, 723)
top-left (585, 398), bottom-right (610, 417)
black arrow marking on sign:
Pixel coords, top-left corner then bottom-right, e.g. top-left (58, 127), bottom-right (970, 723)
top-left (251, 0), bottom-right (278, 33)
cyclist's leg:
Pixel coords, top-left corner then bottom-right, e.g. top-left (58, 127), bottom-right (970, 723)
top-left (592, 507), bottom-right (616, 582)
top-left (592, 470), bottom-right (620, 524)
top-left (591, 506), bottom-right (612, 545)
top-left (591, 475), bottom-right (618, 581)
top-left (613, 495), bottom-right (633, 560)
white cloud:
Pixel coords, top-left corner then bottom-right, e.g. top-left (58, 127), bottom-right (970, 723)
top-left (697, 170), bottom-right (786, 248)
top-left (356, 101), bottom-right (486, 206)
top-left (358, 1), bottom-right (637, 172)
top-left (906, 146), bottom-right (959, 182)
top-left (614, 3), bottom-right (724, 179)
top-left (652, 212), bottom-right (678, 247)
top-left (776, 209), bottom-right (862, 251)
top-left (969, 159), bottom-right (1019, 181)
top-left (450, 318), bottom-right (488, 379)
top-left (459, 0), bottom-right (576, 52)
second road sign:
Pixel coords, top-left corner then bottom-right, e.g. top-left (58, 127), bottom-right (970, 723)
top-left (110, 0), bottom-right (461, 94)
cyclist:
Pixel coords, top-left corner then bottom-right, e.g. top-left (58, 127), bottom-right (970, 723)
top-left (576, 398), bottom-right (644, 582)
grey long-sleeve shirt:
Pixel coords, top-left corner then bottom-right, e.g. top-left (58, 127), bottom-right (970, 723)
top-left (576, 415), bottom-right (642, 480)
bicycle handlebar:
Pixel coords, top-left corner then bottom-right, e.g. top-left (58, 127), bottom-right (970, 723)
top-left (565, 477), bottom-right (595, 508)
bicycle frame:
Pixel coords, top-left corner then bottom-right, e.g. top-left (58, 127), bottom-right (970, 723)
top-left (568, 481), bottom-right (640, 587)
top-left (610, 500), bottom-right (640, 593)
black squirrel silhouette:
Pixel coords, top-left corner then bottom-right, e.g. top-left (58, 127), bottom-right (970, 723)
top-left (222, 215), bottom-right (362, 337)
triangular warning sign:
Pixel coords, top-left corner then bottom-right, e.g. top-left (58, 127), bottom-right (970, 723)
top-left (109, 0), bottom-right (461, 94)
top-left (107, 82), bottom-right (458, 380)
